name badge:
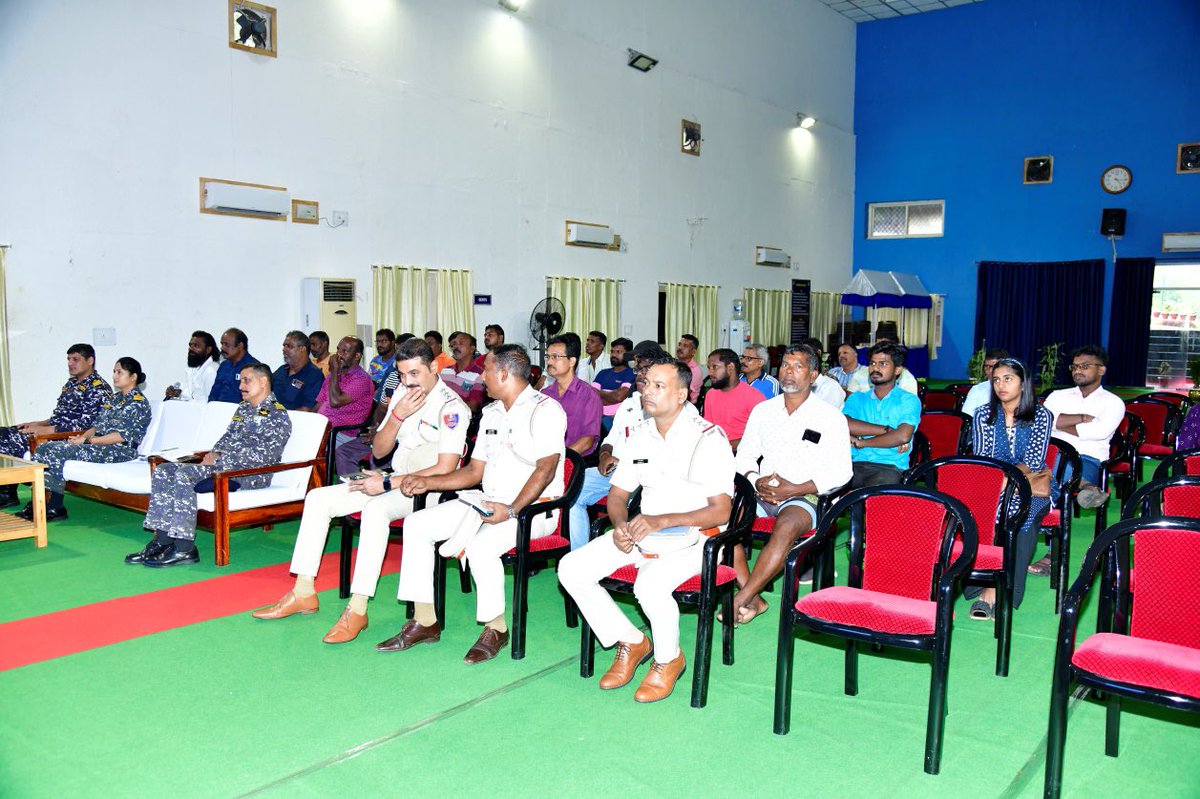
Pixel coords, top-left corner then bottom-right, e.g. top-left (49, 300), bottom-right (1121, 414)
top-left (633, 458), bottom-right (649, 464)
top-left (291, 378), bottom-right (304, 389)
top-left (485, 429), bottom-right (498, 435)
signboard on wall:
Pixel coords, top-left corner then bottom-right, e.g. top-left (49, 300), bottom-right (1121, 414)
top-left (790, 278), bottom-right (811, 344)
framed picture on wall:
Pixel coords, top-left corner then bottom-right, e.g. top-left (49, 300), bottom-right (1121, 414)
top-left (681, 119), bottom-right (701, 156)
top-left (1023, 156), bottom-right (1053, 184)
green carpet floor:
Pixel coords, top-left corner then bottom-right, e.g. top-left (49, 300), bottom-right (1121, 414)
top-left (1, 488), bottom-right (1197, 798)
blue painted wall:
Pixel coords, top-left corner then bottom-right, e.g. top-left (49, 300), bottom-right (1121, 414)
top-left (853, 0), bottom-right (1200, 379)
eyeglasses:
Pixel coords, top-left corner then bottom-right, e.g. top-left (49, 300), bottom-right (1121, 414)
top-left (740, 356), bottom-right (762, 362)
top-left (1068, 362), bottom-right (1100, 372)
top-left (546, 354), bottom-right (570, 361)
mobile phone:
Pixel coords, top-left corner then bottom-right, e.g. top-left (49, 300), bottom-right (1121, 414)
top-left (341, 471), bottom-right (370, 482)
top-left (458, 497), bottom-right (495, 517)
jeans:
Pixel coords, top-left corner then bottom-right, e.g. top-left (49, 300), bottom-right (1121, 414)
top-left (1060, 454), bottom-right (1101, 489)
top-left (568, 467), bottom-right (613, 550)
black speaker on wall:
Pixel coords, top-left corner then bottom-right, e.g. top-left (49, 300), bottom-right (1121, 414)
top-left (1101, 208), bottom-right (1126, 237)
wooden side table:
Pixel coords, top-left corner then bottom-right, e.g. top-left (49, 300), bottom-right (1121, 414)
top-left (0, 454), bottom-right (47, 548)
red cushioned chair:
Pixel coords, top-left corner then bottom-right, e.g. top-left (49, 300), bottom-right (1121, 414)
top-left (501, 448), bottom-right (586, 659)
top-left (919, 410), bottom-right (972, 460)
top-left (773, 485), bottom-right (977, 774)
top-left (1152, 447), bottom-right (1200, 480)
top-left (904, 456), bottom-right (1029, 676)
top-left (746, 481), bottom-right (850, 592)
top-left (920, 389), bottom-right (963, 413)
top-left (1092, 413), bottom-right (1146, 539)
top-left (578, 473), bottom-right (757, 708)
top-left (1044, 516), bottom-right (1200, 799)
top-left (908, 430), bottom-right (932, 470)
top-left (1139, 390), bottom-right (1191, 412)
top-left (1039, 438), bottom-right (1082, 613)
top-left (945, 382), bottom-right (974, 401)
top-left (1125, 398), bottom-right (1183, 481)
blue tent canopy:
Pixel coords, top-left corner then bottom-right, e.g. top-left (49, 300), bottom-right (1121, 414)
top-left (841, 269), bottom-right (932, 309)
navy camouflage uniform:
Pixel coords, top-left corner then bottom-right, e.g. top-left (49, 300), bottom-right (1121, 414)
top-left (34, 390), bottom-right (153, 493)
top-left (144, 395), bottom-right (293, 542)
top-left (0, 373), bottom-right (113, 457)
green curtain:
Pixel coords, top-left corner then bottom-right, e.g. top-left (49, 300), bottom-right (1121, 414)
top-left (547, 276), bottom-right (621, 340)
top-left (436, 269), bottom-right (476, 339)
top-left (0, 248), bottom-right (13, 425)
top-left (663, 282), bottom-right (719, 355)
top-left (743, 288), bottom-right (789, 347)
top-left (372, 264), bottom-right (430, 337)
top-left (810, 291), bottom-right (847, 346)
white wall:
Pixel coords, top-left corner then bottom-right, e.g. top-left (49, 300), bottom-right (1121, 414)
top-left (0, 0), bottom-right (856, 418)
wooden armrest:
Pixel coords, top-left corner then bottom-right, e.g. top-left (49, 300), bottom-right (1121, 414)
top-left (28, 430), bottom-right (84, 453)
top-left (214, 458), bottom-right (323, 481)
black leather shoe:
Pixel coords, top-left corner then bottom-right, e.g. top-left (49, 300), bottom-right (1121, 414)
top-left (143, 544), bottom-right (200, 568)
top-left (17, 505), bottom-right (68, 522)
top-left (0, 487), bottom-right (18, 508)
top-left (14, 503), bottom-right (33, 520)
top-left (125, 540), bottom-right (169, 565)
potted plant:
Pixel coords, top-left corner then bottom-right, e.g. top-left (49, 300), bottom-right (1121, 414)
top-left (967, 342), bottom-right (987, 383)
top-left (1158, 360), bottom-right (1172, 388)
top-left (1038, 342), bottom-right (1063, 391)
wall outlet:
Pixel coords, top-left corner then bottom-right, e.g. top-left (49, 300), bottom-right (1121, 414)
top-left (331, 210), bottom-right (349, 227)
top-left (93, 327), bottom-right (116, 346)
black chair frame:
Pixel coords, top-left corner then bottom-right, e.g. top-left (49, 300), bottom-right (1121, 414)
top-left (1041, 437), bottom-right (1082, 613)
top-left (1152, 447), bottom-right (1200, 480)
top-left (773, 484), bottom-right (977, 775)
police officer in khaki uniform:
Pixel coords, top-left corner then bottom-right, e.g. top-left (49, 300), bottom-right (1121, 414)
top-left (376, 344), bottom-right (567, 665)
top-left (128, 363), bottom-right (292, 567)
top-left (559, 360), bottom-right (734, 703)
top-left (252, 338), bottom-right (469, 645)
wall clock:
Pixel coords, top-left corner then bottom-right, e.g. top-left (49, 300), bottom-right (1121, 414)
top-left (1101, 164), bottom-right (1132, 194)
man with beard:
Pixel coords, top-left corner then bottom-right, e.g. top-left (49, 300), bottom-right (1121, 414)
top-left (309, 331), bottom-right (332, 376)
top-left (701, 348), bottom-right (765, 450)
top-left (165, 331), bottom-right (219, 402)
top-left (566, 344), bottom-right (675, 550)
top-left (541, 333), bottom-right (602, 456)
top-left (474, 324), bottom-right (505, 369)
top-left (1042, 345), bottom-right (1124, 509)
top-left (253, 337), bottom-right (468, 644)
top-left (731, 344), bottom-right (852, 617)
top-left (271, 331), bottom-right (325, 411)
top-left (314, 337), bottom-right (375, 476)
top-left (208, 328), bottom-right (259, 403)
top-left (676, 334), bottom-right (703, 403)
top-left (0, 343), bottom-right (112, 507)
top-left (441, 331), bottom-right (487, 413)
top-left (379, 344), bottom-right (566, 665)
top-left (558, 360), bottom-right (734, 703)
top-left (842, 342), bottom-right (921, 488)
top-left (369, 329), bottom-right (398, 388)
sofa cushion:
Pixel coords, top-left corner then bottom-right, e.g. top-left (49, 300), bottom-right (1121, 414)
top-left (64, 459), bottom-right (152, 494)
top-left (196, 485), bottom-right (307, 512)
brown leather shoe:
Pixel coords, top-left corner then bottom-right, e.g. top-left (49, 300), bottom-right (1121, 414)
top-left (599, 635), bottom-right (653, 690)
top-left (375, 620), bottom-right (442, 652)
top-left (252, 591), bottom-right (319, 620)
top-left (322, 607), bottom-right (368, 644)
top-left (634, 651), bottom-right (687, 703)
top-left (463, 627), bottom-right (509, 665)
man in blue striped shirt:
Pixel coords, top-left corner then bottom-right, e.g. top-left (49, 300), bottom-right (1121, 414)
top-left (740, 343), bottom-right (779, 399)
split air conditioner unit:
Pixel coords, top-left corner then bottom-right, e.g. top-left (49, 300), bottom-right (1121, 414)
top-left (1162, 232), bottom-right (1200, 252)
top-left (565, 220), bottom-right (619, 249)
top-left (302, 278), bottom-right (358, 343)
top-left (755, 246), bottom-right (790, 267)
top-left (200, 177), bottom-right (290, 220)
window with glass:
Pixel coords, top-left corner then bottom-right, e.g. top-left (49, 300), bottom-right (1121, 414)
top-left (1147, 261), bottom-right (1200, 387)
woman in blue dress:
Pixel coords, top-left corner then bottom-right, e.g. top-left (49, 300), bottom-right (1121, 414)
top-left (968, 357), bottom-right (1053, 619)
top-left (19, 357), bottom-right (152, 522)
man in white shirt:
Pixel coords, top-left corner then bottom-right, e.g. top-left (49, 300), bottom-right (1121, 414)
top-left (1042, 345), bottom-right (1125, 508)
top-left (164, 331), bottom-right (220, 402)
top-left (848, 356), bottom-right (920, 395)
top-left (379, 344), bottom-right (568, 665)
top-left (961, 348), bottom-right (1009, 416)
top-left (566, 345), bottom-right (675, 549)
top-left (559, 361), bottom-right (734, 703)
top-left (576, 330), bottom-right (612, 383)
top-left (828, 342), bottom-right (868, 390)
top-left (731, 344), bottom-right (853, 621)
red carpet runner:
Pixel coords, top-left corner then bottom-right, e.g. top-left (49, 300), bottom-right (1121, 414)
top-left (0, 545), bottom-right (402, 672)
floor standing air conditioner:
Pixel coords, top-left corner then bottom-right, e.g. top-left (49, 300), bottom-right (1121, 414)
top-left (302, 278), bottom-right (357, 343)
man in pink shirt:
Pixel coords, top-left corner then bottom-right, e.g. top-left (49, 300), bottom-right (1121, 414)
top-left (315, 337), bottom-right (376, 475)
top-left (701, 348), bottom-right (765, 450)
top-left (676, 334), bottom-right (703, 403)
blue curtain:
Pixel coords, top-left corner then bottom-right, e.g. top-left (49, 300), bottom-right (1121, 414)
top-left (973, 260), bottom-right (1105, 384)
top-left (1106, 257), bottom-right (1156, 387)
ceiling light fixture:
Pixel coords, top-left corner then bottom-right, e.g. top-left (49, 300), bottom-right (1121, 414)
top-left (796, 113), bottom-right (817, 130)
top-left (498, 0), bottom-right (524, 12)
top-left (627, 49), bottom-right (659, 73)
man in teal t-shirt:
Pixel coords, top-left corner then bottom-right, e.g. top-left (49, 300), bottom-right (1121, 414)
top-left (842, 342), bottom-right (921, 488)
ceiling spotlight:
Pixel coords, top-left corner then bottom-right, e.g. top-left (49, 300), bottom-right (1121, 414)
top-left (796, 113), bottom-right (817, 130)
top-left (498, 0), bottom-right (524, 11)
top-left (627, 49), bottom-right (659, 73)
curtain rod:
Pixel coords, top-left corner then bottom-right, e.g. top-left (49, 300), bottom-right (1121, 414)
top-left (546, 275), bottom-right (625, 283)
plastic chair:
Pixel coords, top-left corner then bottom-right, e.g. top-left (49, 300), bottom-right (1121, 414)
top-left (919, 410), bottom-right (972, 460)
top-left (920, 390), bottom-right (963, 413)
top-left (1152, 447), bottom-right (1200, 480)
top-left (1125, 398), bottom-right (1183, 481)
top-left (1039, 438), bottom-right (1082, 613)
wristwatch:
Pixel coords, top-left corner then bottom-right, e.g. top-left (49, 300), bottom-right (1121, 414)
top-left (382, 475), bottom-right (392, 492)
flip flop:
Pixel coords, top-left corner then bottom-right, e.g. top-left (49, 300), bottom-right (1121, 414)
top-left (969, 599), bottom-right (994, 620)
top-left (1027, 557), bottom-right (1053, 576)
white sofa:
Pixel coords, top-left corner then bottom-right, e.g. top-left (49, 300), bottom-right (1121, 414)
top-left (57, 400), bottom-right (330, 565)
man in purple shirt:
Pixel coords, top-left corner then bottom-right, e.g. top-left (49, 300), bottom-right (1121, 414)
top-left (315, 337), bottom-right (376, 475)
top-left (541, 333), bottom-right (602, 456)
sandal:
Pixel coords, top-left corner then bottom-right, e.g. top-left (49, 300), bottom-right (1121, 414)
top-left (969, 599), bottom-right (994, 620)
top-left (1027, 557), bottom-right (1053, 576)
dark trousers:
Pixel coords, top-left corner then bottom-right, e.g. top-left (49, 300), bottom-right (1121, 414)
top-left (849, 461), bottom-right (903, 490)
